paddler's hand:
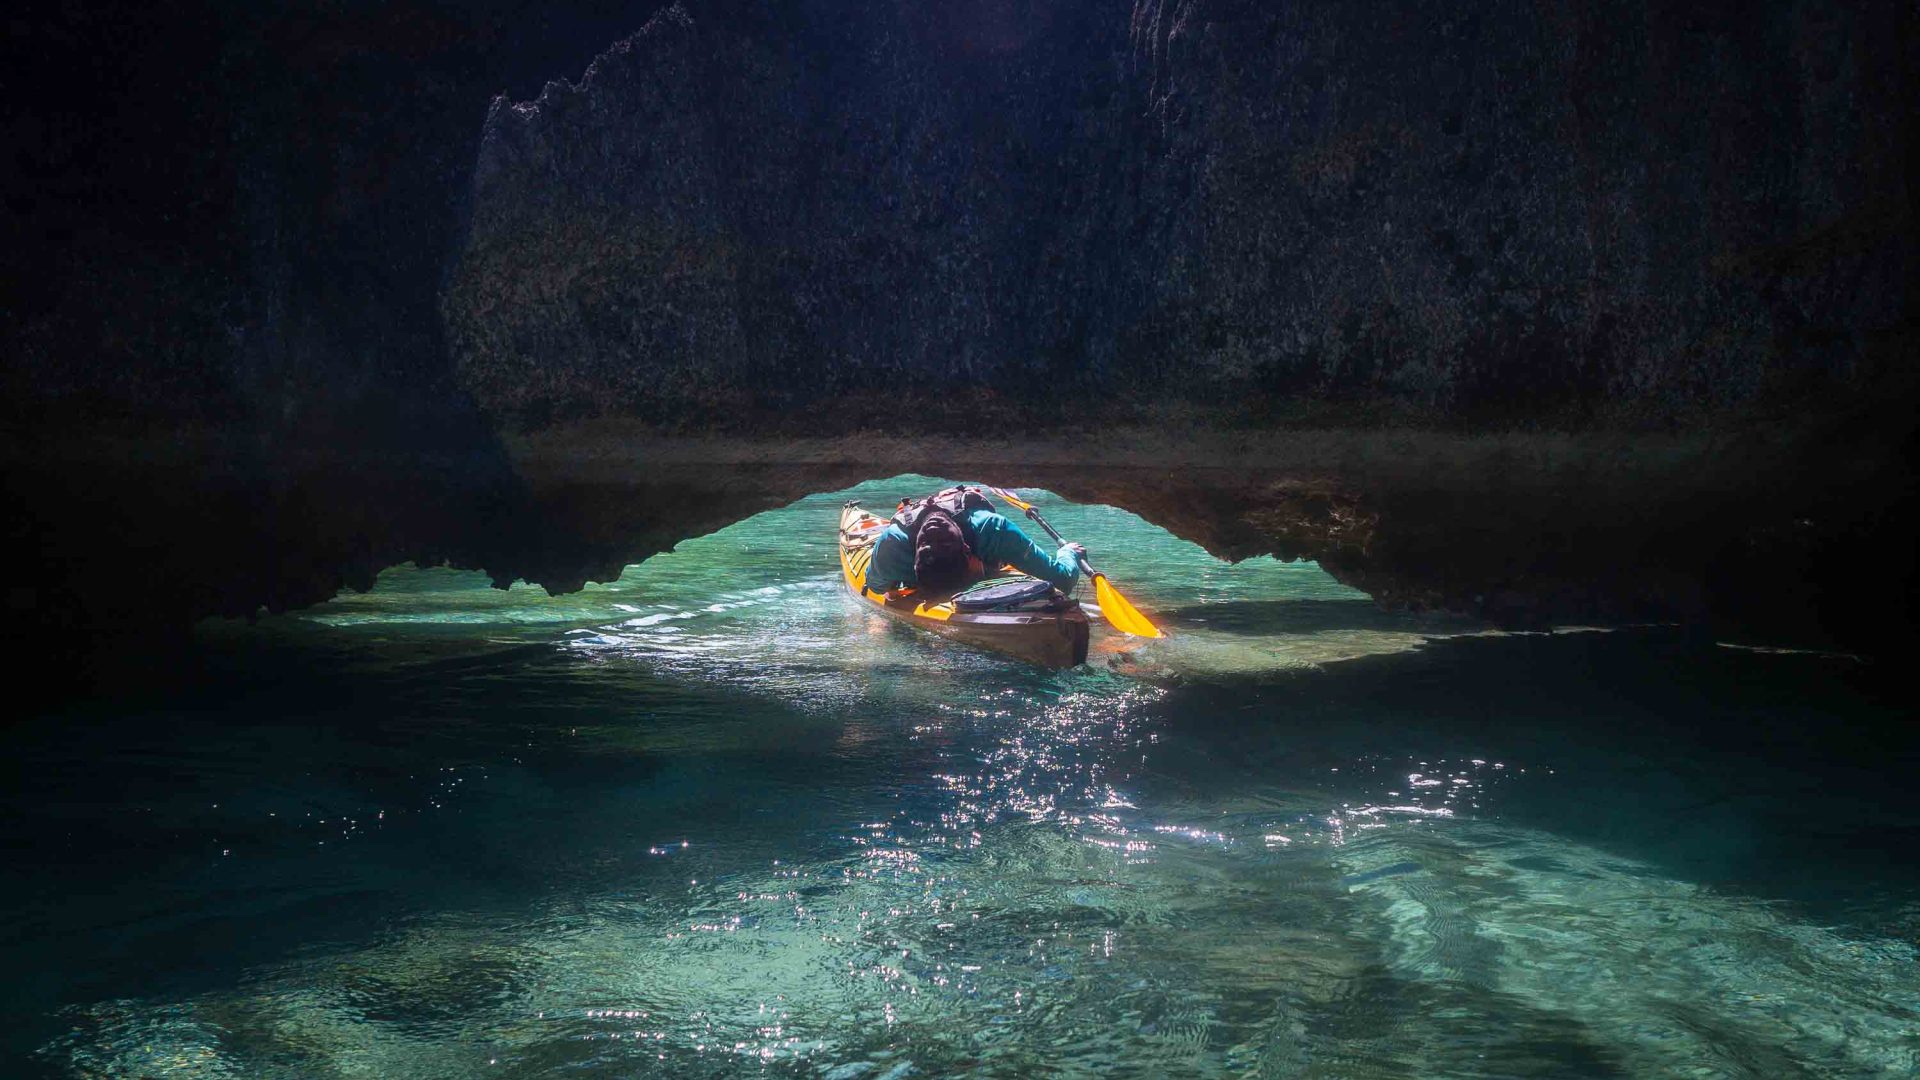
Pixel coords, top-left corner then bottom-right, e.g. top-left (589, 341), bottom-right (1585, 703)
top-left (1059, 542), bottom-right (1087, 565)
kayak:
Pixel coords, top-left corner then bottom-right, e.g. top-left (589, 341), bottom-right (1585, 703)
top-left (838, 502), bottom-right (1090, 668)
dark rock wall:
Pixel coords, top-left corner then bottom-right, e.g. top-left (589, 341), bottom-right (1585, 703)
top-left (4, 1), bottom-right (663, 638)
top-left (449, 0), bottom-right (1914, 426)
top-left (6, 1), bottom-right (662, 430)
top-left (1134, 1), bottom-right (1915, 421)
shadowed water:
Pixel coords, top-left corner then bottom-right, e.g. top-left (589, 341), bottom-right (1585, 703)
top-left (5, 477), bottom-right (1915, 1077)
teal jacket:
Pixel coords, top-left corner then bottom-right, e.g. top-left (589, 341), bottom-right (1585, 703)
top-left (868, 507), bottom-right (1082, 592)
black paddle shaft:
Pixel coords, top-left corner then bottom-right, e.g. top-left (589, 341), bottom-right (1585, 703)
top-left (1021, 508), bottom-right (1104, 578)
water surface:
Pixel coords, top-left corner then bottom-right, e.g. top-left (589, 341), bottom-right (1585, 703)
top-left (7, 476), bottom-right (1916, 1077)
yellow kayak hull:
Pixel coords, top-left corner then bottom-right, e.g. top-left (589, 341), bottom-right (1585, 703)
top-left (838, 503), bottom-right (1089, 668)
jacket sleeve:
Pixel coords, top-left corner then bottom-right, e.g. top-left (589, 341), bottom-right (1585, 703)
top-left (865, 523), bottom-right (916, 591)
top-left (969, 511), bottom-right (1082, 590)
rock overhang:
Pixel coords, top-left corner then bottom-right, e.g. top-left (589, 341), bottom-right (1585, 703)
top-left (2, 0), bottom-right (1914, 669)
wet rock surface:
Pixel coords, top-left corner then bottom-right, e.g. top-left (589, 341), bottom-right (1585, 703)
top-left (3, 0), bottom-right (1915, 670)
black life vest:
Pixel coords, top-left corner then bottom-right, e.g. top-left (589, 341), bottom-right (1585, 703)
top-left (892, 485), bottom-right (995, 548)
top-left (893, 486), bottom-right (995, 593)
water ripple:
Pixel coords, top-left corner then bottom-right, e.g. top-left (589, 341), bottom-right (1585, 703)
top-left (23, 477), bottom-right (1920, 1077)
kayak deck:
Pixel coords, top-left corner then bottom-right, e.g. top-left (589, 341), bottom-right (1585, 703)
top-left (838, 502), bottom-right (1090, 669)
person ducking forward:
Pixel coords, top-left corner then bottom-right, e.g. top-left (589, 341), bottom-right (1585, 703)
top-left (866, 485), bottom-right (1084, 598)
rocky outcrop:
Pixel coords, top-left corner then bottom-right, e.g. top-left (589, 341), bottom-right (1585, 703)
top-left (4, 0), bottom-right (1915, 665)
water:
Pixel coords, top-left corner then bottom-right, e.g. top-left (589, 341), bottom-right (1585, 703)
top-left (6, 475), bottom-right (1916, 1077)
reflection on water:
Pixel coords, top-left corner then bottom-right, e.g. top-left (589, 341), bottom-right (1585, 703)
top-left (10, 477), bottom-right (1918, 1077)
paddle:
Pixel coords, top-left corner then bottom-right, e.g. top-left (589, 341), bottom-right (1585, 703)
top-left (983, 486), bottom-right (1164, 639)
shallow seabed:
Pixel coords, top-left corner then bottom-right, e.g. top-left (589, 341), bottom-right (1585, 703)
top-left (7, 477), bottom-right (1917, 1078)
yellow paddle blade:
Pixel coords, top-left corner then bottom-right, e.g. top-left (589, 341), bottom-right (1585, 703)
top-left (1093, 573), bottom-right (1163, 638)
top-left (984, 485), bottom-right (1035, 512)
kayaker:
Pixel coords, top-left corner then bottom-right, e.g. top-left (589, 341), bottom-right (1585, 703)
top-left (867, 485), bottom-right (1084, 597)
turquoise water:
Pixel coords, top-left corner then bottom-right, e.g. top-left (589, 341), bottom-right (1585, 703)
top-left (6, 476), bottom-right (1917, 1077)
